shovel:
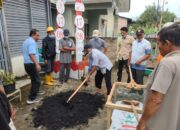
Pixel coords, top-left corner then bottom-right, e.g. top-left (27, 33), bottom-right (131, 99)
top-left (66, 76), bottom-right (89, 104)
top-left (127, 66), bottom-right (144, 90)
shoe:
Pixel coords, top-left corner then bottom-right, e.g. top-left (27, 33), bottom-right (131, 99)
top-left (26, 98), bottom-right (40, 105)
top-left (50, 73), bottom-right (56, 82)
top-left (57, 81), bottom-right (63, 85)
top-left (44, 74), bottom-right (54, 86)
top-left (37, 90), bottom-right (45, 96)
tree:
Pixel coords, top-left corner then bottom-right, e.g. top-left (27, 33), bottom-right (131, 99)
top-left (162, 10), bottom-right (176, 23)
top-left (139, 4), bottom-right (159, 26)
top-left (139, 4), bottom-right (176, 27)
top-left (128, 4), bottom-right (176, 35)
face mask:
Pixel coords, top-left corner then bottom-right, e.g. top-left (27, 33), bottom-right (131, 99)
top-left (93, 36), bottom-right (98, 39)
top-left (64, 36), bottom-right (69, 39)
top-left (49, 34), bottom-right (55, 38)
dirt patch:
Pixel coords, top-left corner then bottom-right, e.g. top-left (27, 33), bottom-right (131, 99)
top-left (33, 91), bottom-right (105, 130)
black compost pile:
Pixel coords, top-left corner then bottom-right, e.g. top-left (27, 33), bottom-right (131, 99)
top-left (33, 91), bottom-right (105, 130)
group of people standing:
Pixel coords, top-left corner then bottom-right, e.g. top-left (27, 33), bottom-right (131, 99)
top-left (116, 27), bottom-right (151, 95)
top-left (1, 23), bottom-right (180, 130)
top-left (22, 27), bottom-right (75, 104)
top-left (21, 26), bottom-right (152, 104)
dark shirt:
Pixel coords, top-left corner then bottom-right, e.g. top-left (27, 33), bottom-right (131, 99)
top-left (42, 35), bottom-right (56, 60)
top-left (0, 91), bottom-right (11, 130)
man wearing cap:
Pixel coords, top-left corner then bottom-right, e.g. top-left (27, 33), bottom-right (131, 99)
top-left (59, 29), bottom-right (75, 84)
top-left (129, 29), bottom-right (151, 94)
top-left (117, 27), bottom-right (134, 82)
top-left (87, 30), bottom-right (107, 73)
top-left (42, 26), bottom-right (56, 86)
top-left (84, 44), bottom-right (113, 95)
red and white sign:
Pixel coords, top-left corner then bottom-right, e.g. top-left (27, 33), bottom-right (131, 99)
top-left (75, 0), bottom-right (84, 63)
top-left (75, 29), bottom-right (84, 42)
top-left (55, 28), bottom-right (64, 40)
top-left (75, 15), bottom-right (84, 29)
top-left (75, 2), bottom-right (85, 12)
top-left (56, 0), bottom-right (65, 14)
top-left (56, 14), bottom-right (65, 27)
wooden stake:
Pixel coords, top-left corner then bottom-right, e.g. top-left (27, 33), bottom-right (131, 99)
top-left (106, 108), bottom-right (112, 130)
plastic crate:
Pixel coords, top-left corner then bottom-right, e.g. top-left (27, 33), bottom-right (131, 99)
top-left (144, 68), bottom-right (153, 76)
top-left (38, 48), bottom-right (44, 63)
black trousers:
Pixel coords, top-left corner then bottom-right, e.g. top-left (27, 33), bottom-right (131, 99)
top-left (131, 68), bottom-right (144, 85)
top-left (95, 69), bottom-right (112, 95)
top-left (0, 92), bottom-right (11, 130)
top-left (117, 59), bottom-right (130, 82)
top-left (45, 58), bottom-right (54, 74)
top-left (24, 63), bottom-right (41, 100)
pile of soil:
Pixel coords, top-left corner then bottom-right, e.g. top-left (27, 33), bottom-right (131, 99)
top-left (33, 91), bottom-right (105, 130)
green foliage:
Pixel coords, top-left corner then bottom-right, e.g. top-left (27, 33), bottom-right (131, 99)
top-left (139, 4), bottom-right (160, 26)
top-left (139, 4), bottom-right (176, 27)
top-left (0, 70), bottom-right (15, 86)
top-left (162, 10), bottom-right (176, 23)
top-left (129, 24), bottom-right (158, 35)
top-left (129, 4), bottom-right (176, 35)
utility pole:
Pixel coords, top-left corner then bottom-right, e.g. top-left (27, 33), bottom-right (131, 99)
top-left (159, 0), bottom-right (165, 30)
top-left (157, 0), bottom-right (160, 11)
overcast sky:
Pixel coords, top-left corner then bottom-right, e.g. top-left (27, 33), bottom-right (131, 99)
top-left (119, 0), bottom-right (180, 20)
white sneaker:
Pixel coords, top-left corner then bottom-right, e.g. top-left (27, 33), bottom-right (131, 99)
top-left (26, 98), bottom-right (40, 105)
top-left (37, 90), bottom-right (45, 96)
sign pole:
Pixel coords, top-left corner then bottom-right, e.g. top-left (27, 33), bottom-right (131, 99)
top-left (75, 0), bottom-right (85, 63)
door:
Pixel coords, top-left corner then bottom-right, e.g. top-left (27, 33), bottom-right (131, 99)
top-left (0, 9), bottom-right (9, 71)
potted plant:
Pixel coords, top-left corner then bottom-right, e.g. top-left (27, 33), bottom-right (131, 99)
top-left (0, 70), bottom-right (16, 94)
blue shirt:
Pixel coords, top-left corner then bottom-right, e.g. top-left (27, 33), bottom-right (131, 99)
top-left (88, 37), bottom-right (105, 51)
top-left (131, 38), bottom-right (152, 70)
top-left (22, 37), bottom-right (39, 64)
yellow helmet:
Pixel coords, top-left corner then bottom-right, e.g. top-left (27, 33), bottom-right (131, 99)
top-left (47, 26), bottom-right (54, 32)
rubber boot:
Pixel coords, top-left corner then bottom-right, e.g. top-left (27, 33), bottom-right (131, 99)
top-left (50, 73), bottom-right (55, 82)
top-left (44, 74), bottom-right (54, 86)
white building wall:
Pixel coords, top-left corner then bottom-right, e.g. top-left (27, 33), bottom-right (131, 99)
top-left (63, 8), bottom-right (75, 36)
top-left (107, 8), bottom-right (114, 37)
top-left (11, 56), bottom-right (26, 77)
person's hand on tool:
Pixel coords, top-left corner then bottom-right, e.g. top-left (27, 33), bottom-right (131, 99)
top-left (135, 60), bottom-right (142, 65)
top-left (35, 63), bottom-right (41, 72)
top-left (44, 60), bottom-right (48, 65)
